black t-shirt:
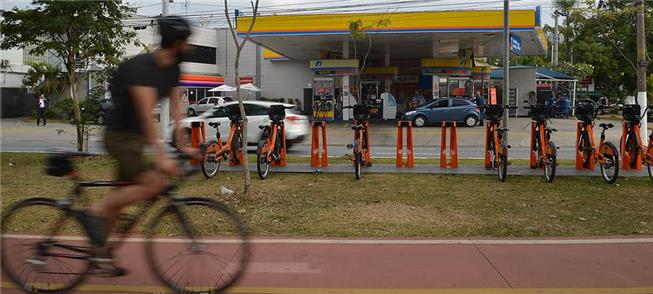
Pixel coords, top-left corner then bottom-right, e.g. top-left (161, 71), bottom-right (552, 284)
top-left (106, 53), bottom-right (180, 133)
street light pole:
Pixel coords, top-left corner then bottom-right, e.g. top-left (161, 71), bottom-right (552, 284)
top-left (502, 0), bottom-right (510, 129)
top-left (636, 0), bottom-right (648, 141)
top-left (160, 0), bottom-right (170, 138)
top-left (553, 10), bottom-right (559, 66)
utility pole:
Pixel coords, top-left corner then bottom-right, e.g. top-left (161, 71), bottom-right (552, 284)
top-left (502, 0), bottom-right (510, 128)
top-left (637, 0), bottom-right (648, 141)
top-left (553, 10), bottom-right (559, 66)
top-left (160, 0), bottom-right (170, 138)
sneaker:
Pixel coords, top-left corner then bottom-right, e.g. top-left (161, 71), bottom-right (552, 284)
top-left (90, 259), bottom-right (128, 277)
top-left (75, 210), bottom-right (108, 248)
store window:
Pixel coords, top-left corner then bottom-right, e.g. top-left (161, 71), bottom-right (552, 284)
top-left (182, 45), bottom-right (217, 64)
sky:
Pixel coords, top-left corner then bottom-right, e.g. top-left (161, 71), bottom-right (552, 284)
top-left (1, 0), bottom-right (557, 28)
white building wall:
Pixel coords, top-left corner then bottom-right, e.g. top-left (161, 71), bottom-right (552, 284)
top-left (261, 59), bottom-right (312, 100)
top-left (215, 28), bottom-right (256, 85)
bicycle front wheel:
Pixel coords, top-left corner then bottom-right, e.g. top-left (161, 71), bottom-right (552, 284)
top-left (230, 130), bottom-right (243, 164)
top-left (257, 140), bottom-right (271, 179)
top-left (201, 141), bottom-right (221, 179)
top-left (579, 132), bottom-right (593, 168)
top-left (497, 145), bottom-right (508, 182)
top-left (544, 141), bottom-right (557, 183)
top-left (145, 197), bottom-right (250, 294)
top-left (354, 140), bottom-right (362, 180)
top-left (1, 198), bottom-right (92, 293)
top-left (599, 141), bottom-right (619, 184)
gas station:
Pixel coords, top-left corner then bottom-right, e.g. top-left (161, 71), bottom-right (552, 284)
top-left (238, 8), bottom-right (548, 121)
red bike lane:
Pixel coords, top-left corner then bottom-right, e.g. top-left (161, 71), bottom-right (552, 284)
top-left (2, 236), bottom-right (653, 293)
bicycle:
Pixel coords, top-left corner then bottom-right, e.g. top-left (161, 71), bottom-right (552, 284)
top-left (256, 104), bottom-right (293, 179)
top-left (1, 147), bottom-right (250, 293)
top-left (344, 104), bottom-right (373, 180)
top-left (620, 104), bottom-right (653, 182)
top-left (481, 104), bottom-right (517, 182)
top-left (575, 100), bottom-right (620, 183)
top-left (527, 104), bottom-right (558, 183)
top-left (201, 106), bottom-right (244, 178)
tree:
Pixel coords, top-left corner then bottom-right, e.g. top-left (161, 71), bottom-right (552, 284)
top-left (22, 61), bottom-right (67, 97)
top-left (348, 17), bottom-right (391, 100)
top-left (224, 0), bottom-right (260, 194)
top-left (1, 0), bottom-right (138, 151)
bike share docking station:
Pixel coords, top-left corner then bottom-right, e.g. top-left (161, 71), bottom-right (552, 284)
top-left (396, 121), bottom-right (414, 168)
top-left (191, 121), bottom-right (243, 166)
top-left (439, 121), bottom-right (458, 169)
top-left (311, 121), bottom-right (328, 167)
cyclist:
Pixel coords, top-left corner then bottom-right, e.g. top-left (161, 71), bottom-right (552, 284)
top-left (76, 15), bottom-right (197, 275)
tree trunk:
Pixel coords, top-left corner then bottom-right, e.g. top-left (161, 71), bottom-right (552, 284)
top-left (235, 46), bottom-right (251, 194)
top-left (67, 60), bottom-right (83, 151)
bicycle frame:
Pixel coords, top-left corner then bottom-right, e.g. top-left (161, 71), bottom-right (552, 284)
top-left (484, 120), bottom-right (505, 169)
top-left (261, 121), bottom-right (286, 164)
top-left (206, 120), bottom-right (242, 163)
top-left (352, 120), bottom-right (371, 165)
top-left (622, 120), bottom-right (653, 163)
top-left (530, 120), bottom-right (553, 168)
top-left (578, 122), bottom-right (614, 166)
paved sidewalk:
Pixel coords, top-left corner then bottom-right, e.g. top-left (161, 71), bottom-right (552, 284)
top-left (222, 163), bottom-right (651, 177)
top-left (2, 236), bottom-right (652, 293)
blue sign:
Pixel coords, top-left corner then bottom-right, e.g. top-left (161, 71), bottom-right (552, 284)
top-left (510, 34), bottom-right (522, 55)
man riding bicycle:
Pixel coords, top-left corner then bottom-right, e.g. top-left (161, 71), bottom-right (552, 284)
top-left (77, 15), bottom-right (197, 275)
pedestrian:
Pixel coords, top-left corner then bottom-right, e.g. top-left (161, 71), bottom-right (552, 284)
top-left (411, 90), bottom-right (425, 109)
top-left (36, 93), bottom-right (48, 126)
top-left (473, 91), bottom-right (485, 126)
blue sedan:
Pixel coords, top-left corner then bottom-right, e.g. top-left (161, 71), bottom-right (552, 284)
top-left (402, 98), bottom-right (481, 127)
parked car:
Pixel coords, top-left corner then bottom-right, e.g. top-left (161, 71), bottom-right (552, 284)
top-left (402, 98), bottom-right (481, 127)
top-left (186, 96), bottom-right (233, 116)
top-left (168, 101), bottom-right (309, 148)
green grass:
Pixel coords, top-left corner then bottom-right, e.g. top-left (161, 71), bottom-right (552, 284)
top-left (2, 152), bottom-right (652, 238)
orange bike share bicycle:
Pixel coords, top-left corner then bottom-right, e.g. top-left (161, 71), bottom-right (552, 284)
top-left (527, 104), bottom-right (558, 183)
top-left (620, 104), bottom-right (653, 182)
top-left (343, 104), bottom-right (374, 180)
top-left (482, 104), bottom-right (517, 182)
top-left (256, 105), bottom-right (294, 179)
top-left (201, 106), bottom-right (244, 178)
top-left (575, 100), bottom-right (620, 183)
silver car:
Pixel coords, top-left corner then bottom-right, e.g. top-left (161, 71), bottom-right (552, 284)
top-left (186, 96), bottom-right (232, 116)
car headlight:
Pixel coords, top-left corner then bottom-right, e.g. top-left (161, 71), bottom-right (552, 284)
top-left (404, 111), bottom-right (417, 116)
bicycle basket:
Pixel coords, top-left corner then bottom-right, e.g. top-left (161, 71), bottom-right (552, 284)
top-left (268, 105), bottom-right (286, 121)
top-left (574, 102), bottom-right (595, 123)
top-left (353, 105), bottom-right (370, 121)
top-left (484, 105), bottom-right (504, 122)
top-left (529, 104), bottom-right (548, 122)
top-left (622, 104), bottom-right (641, 122)
top-left (46, 154), bottom-right (74, 177)
top-left (225, 105), bottom-right (242, 122)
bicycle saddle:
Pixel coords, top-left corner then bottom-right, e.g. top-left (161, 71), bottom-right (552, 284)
top-left (351, 125), bottom-right (365, 131)
top-left (599, 123), bottom-right (614, 129)
top-left (208, 122), bottom-right (220, 128)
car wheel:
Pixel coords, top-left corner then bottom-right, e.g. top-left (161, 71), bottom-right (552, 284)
top-left (413, 115), bottom-right (427, 127)
top-left (187, 109), bottom-right (196, 116)
top-left (464, 115), bottom-right (478, 127)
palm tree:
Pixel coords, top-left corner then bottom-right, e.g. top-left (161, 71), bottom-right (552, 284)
top-left (22, 61), bottom-right (67, 97)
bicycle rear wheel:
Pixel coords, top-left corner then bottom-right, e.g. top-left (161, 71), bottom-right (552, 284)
top-left (599, 142), bottom-right (619, 184)
top-left (201, 141), bottom-right (221, 179)
top-left (257, 140), bottom-right (271, 179)
top-left (145, 197), bottom-right (250, 294)
top-left (544, 141), bottom-right (557, 183)
top-left (1, 198), bottom-right (92, 293)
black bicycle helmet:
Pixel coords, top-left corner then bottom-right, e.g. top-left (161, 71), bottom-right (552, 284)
top-left (157, 15), bottom-right (191, 48)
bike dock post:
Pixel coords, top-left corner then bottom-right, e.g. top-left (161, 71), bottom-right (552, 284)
top-left (439, 121), bottom-right (458, 168)
top-left (311, 121), bottom-right (328, 167)
top-left (396, 121), bottom-right (414, 168)
top-left (529, 122), bottom-right (539, 168)
top-left (575, 122), bottom-right (596, 170)
top-left (271, 124), bottom-right (287, 167)
top-left (484, 123), bottom-right (492, 169)
top-left (190, 121), bottom-right (206, 165)
top-left (620, 122), bottom-right (643, 170)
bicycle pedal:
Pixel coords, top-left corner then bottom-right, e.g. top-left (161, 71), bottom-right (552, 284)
top-left (366, 162), bottom-right (373, 167)
top-left (346, 144), bottom-right (353, 149)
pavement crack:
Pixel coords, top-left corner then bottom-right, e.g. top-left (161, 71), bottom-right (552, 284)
top-left (471, 241), bottom-right (514, 289)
